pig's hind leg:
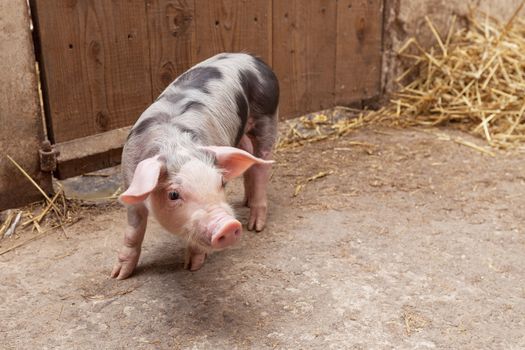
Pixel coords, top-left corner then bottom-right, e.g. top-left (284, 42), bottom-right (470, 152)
top-left (111, 205), bottom-right (148, 279)
top-left (240, 112), bottom-right (277, 232)
top-left (238, 135), bottom-right (255, 207)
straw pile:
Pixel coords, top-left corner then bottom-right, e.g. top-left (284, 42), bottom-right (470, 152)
top-left (384, 3), bottom-right (525, 149)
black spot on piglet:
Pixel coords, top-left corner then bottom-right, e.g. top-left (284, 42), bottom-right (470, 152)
top-left (239, 56), bottom-right (279, 116)
top-left (180, 100), bottom-right (205, 115)
top-left (128, 113), bottom-right (170, 139)
top-left (173, 66), bottom-right (223, 94)
top-left (234, 92), bottom-right (249, 145)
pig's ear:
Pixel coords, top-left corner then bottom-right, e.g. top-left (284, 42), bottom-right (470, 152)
top-left (120, 155), bottom-right (165, 205)
top-left (200, 146), bottom-right (274, 180)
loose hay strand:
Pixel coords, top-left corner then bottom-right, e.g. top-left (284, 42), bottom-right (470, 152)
top-left (22, 189), bottom-right (61, 227)
top-left (293, 171), bottom-right (334, 197)
top-left (6, 155), bottom-right (55, 206)
top-left (0, 211), bottom-right (16, 237)
top-left (425, 16), bottom-right (447, 56)
top-left (0, 225), bottom-right (58, 256)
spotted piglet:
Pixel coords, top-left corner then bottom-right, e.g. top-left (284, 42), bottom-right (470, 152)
top-left (111, 53), bottom-right (279, 279)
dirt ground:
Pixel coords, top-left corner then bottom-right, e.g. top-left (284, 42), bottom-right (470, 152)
top-left (1, 126), bottom-right (524, 349)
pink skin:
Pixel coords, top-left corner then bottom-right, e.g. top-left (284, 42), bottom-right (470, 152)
top-left (184, 215), bottom-right (242, 271)
top-left (111, 147), bottom-right (271, 280)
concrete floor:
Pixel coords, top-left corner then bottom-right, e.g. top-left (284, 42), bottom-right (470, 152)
top-left (1, 127), bottom-right (524, 349)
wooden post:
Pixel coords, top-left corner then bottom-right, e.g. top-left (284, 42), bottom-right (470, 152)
top-left (0, 0), bottom-right (52, 210)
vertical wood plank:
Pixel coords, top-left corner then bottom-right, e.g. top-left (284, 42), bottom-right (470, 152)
top-left (1, 0), bottom-right (52, 210)
top-left (32, 0), bottom-right (152, 143)
top-left (335, 0), bottom-right (383, 106)
top-left (193, 0), bottom-right (272, 64)
top-left (146, 0), bottom-right (196, 98)
top-left (273, 0), bottom-right (337, 119)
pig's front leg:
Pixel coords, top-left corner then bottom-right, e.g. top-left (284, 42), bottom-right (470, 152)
top-left (111, 205), bottom-right (148, 279)
top-left (184, 245), bottom-right (207, 271)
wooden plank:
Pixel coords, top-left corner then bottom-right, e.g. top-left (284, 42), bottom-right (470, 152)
top-left (193, 0), bottom-right (272, 64)
top-left (0, 0), bottom-right (52, 210)
top-left (335, 0), bottom-right (383, 106)
top-left (31, 0), bottom-right (152, 143)
top-left (273, 0), bottom-right (337, 119)
top-left (146, 0), bottom-right (197, 98)
top-left (54, 127), bottom-right (131, 180)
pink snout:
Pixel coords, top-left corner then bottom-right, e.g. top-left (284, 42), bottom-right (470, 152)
top-left (211, 219), bottom-right (242, 249)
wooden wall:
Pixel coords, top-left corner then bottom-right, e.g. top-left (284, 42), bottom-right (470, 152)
top-left (31, 0), bottom-right (383, 144)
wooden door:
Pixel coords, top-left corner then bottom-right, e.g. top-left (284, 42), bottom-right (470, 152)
top-left (30, 0), bottom-right (384, 179)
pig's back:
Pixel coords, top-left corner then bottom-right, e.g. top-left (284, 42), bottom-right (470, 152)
top-left (131, 53), bottom-right (278, 147)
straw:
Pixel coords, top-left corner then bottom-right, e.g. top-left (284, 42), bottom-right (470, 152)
top-left (376, 5), bottom-right (525, 149)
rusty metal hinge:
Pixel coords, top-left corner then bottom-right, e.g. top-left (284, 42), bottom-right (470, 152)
top-left (39, 140), bottom-right (59, 172)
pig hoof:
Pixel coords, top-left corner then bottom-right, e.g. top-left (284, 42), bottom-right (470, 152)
top-left (110, 247), bottom-right (141, 280)
top-left (184, 251), bottom-right (207, 271)
top-left (248, 205), bottom-right (267, 232)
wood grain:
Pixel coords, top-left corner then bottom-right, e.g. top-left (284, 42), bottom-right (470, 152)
top-left (273, 0), bottom-right (337, 119)
top-left (32, 0), bottom-right (152, 143)
top-left (193, 0), bottom-right (272, 63)
top-left (54, 126), bottom-right (131, 179)
top-left (32, 0), bottom-right (384, 148)
top-left (147, 0), bottom-right (196, 98)
top-left (335, 0), bottom-right (383, 106)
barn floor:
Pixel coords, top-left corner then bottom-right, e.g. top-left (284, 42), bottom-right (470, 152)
top-left (1, 127), bottom-right (525, 349)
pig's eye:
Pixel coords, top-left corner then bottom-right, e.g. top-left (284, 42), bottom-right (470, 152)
top-left (221, 177), bottom-right (227, 189)
top-left (168, 191), bottom-right (180, 201)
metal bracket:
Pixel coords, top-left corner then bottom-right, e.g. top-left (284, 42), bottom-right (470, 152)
top-left (39, 140), bottom-right (59, 172)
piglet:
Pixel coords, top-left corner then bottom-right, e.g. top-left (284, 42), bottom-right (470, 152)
top-left (111, 53), bottom-right (279, 279)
